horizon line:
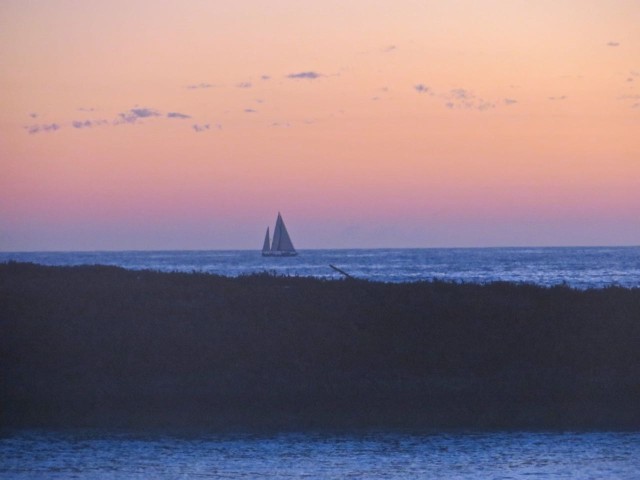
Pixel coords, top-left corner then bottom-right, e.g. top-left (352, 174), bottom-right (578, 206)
top-left (1, 244), bottom-right (639, 255)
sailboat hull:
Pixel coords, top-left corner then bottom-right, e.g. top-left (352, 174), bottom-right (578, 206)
top-left (262, 251), bottom-right (297, 257)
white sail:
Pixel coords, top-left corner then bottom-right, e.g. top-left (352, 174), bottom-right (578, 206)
top-left (272, 213), bottom-right (295, 253)
top-left (271, 215), bottom-right (282, 252)
top-left (262, 212), bottom-right (297, 256)
top-left (262, 227), bottom-right (271, 253)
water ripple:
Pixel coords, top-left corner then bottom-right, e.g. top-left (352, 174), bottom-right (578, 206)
top-left (2, 247), bottom-right (639, 289)
top-left (2, 430), bottom-right (640, 479)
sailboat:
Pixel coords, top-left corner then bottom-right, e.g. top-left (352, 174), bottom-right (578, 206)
top-left (262, 213), bottom-right (297, 257)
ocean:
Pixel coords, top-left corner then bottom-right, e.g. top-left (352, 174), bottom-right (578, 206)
top-left (2, 246), bottom-right (639, 288)
top-left (2, 430), bottom-right (640, 479)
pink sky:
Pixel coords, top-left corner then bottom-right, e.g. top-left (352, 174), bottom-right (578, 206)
top-left (1, 0), bottom-right (639, 250)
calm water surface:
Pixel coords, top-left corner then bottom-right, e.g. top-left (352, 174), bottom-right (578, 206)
top-left (1, 430), bottom-right (639, 479)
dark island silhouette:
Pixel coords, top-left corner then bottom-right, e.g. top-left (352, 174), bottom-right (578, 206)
top-left (1, 261), bottom-right (639, 430)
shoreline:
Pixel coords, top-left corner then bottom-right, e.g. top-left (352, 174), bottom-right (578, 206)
top-left (2, 247), bottom-right (639, 290)
top-left (2, 262), bottom-right (639, 430)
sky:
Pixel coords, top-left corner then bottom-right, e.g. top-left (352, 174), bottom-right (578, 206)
top-left (1, 0), bottom-right (639, 251)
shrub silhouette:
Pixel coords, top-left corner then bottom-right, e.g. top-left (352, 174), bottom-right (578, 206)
top-left (1, 262), bottom-right (639, 429)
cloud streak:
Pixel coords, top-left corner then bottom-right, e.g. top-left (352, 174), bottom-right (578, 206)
top-left (186, 83), bottom-right (215, 90)
top-left (413, 83), bottom-right (508, 111)
top-left (441, 88), bottom-right (496, 111)
top-left (115, 108), bottom-right (161, 124)
top-left (192, 123), bottom-right (222, 132)
top-left (24, 123), bottom-right (60, 134)
top-left (167, 112), bottom-right (191, 119)
top-left (72, 119), bottom-right (108, 129)
top-left (287, 71), bottom-right (323, 79)
top-left (192, 124), bottom-right (210, 132)
top-left (25, 105), bottom-right (200, 135)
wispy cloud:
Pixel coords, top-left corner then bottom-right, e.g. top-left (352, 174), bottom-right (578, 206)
top-left (236, 82), bottom-right (252, 88)
top-left (441, 88), bottom-right (496, 111)
top-left (115, 108), bottom-right (161, 124)
top-left (244, 108), bottom-right (257, 113)
top-left (192, 123), bottom-right (222, 132)
top-left (192, 124), bottom-right (210, 132)
top-left (548, 95), bottom-right (567, 101)
top-left (450, 88), bottom-right (471, 100)
top-left (476, 102), bottom-right (495, 111)
top-left (607, 41), bottom-right (620, 47)
top-left (25, 105), bottom-right (204, 135)
top-left (131, 108), bottom-right (160, 118)
top-left (24, 123), bottom-right (60, 134)
top-left (186, 83), bottom-right (215, 90)
top-left (72, 120), bottom-right (93, 129)
top-left (71, 119), bottom-right (108, 129)
top-left (167, 112), bottom-right (191, 119)
top-left (287, 71), bottom-right (323, 80)
top-left (382, 45), bottom-right (397, 53)
top-left (413, 83), bottom-right (506, 111)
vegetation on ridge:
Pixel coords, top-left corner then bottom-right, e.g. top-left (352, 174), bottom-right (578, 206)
top-left (1, 262), bottom-right (639, 429)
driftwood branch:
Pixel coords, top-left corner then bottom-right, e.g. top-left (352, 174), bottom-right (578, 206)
top-left (329, 264), bottom-right (355, 280)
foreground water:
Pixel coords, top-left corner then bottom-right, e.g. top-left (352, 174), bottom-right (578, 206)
top-left (1, 430), bottom-right (639, 479)
top-left (2, 246), bottom-right (639, 288)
